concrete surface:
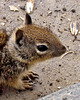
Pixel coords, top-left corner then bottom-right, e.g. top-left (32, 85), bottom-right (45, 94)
top-left (38, 82), bottom-right (80, 100)
top-left (0, 0), bottom-right (80, 100)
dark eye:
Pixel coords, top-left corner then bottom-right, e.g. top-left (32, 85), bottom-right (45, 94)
top-left (37, 45), bottom-right (48, 52)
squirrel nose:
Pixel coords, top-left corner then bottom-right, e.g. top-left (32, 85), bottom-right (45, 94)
top-left (52, 45), bottom-right (66, 57)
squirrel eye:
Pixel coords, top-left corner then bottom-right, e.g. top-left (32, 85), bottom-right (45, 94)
top-left (37, 45), bottom-right (48, 52)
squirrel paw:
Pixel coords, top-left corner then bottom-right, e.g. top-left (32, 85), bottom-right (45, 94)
top-left (23, 71), bottom-right (39, 81)
top-left (17, 80), bottom-right (33, 90)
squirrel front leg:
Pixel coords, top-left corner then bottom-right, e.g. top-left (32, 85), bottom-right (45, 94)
top-left (5, 70), bottom-right (39, 90)
top-left (5, 73), bottom-right (33, 90)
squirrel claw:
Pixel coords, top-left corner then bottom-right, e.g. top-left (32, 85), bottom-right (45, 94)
top-left (27, 71), bottom-right (39, 80)
top-left (23, 71), bottom-right (39, 81)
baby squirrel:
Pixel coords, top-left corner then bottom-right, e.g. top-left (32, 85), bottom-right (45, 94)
top-left (0, 13), bottom-right (66, 90)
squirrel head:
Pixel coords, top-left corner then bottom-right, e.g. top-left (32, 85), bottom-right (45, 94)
top-left (8, 14), bottom-right (66, 64)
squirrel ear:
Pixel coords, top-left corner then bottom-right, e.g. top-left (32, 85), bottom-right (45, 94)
top-left (25, 13), bottom-right (32, 25)
top-left (15, 29), bottom-right (23, 45)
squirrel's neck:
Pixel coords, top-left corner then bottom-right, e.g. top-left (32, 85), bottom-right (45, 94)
top-left (1, 45), bottom-right (29, 70)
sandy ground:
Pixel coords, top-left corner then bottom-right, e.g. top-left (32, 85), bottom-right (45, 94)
top-left (0, 0), bottom-right (80, 100)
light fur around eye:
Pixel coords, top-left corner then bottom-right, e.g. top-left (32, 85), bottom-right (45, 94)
top-left (35, 43), bottom-right (49, 55)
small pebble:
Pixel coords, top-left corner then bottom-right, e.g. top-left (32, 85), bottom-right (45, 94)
top-left (17, 19), bottom-right (19, 21)
top-left (19, 16), bottom-right (24, 21)
top-left (60, 18), bottom-right (63, 21)
top-left (9, 5), bottom-right (19, 11)
top-left (64, 78), bottom-right (66, 80)
top-left (64, 29), bottom-right (67, 31)
top-left (47, 11), bottom-right (52, 16)
top-left (20, 6), bottom-right (25, 11)
top-left (49, 83), bottom-right (53, 86)
top-left (71, 9), bottom-right (76, 13)
top-left (58, 29), bottom-right (63, 33)
top-left (0, 22), bottom-right (5, 26)
top-left (39, 82), bottom-right (42, 85)
top-left (37, 94), bottom-right (41, 97)
top-left (57, 86), bottom-right (61, 89)
top-left (56, 79), bottom-right (60, 82)
top-left (3, 17), bottom-right (6, 20)
top-left (59, 64), bottom-right (61, 66)
top-left (62, 8), bottom-right (67, 11)
top-left (54, 9), bottom-right (61, 12)
top-left (62, 97), bottom-right (67, 100)
top-left (68, 18), bottom-right (71, 21)
top-left (40, 13), bottom-right (43, 16)
top-left (42, 68), bottom-right (45, 72)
